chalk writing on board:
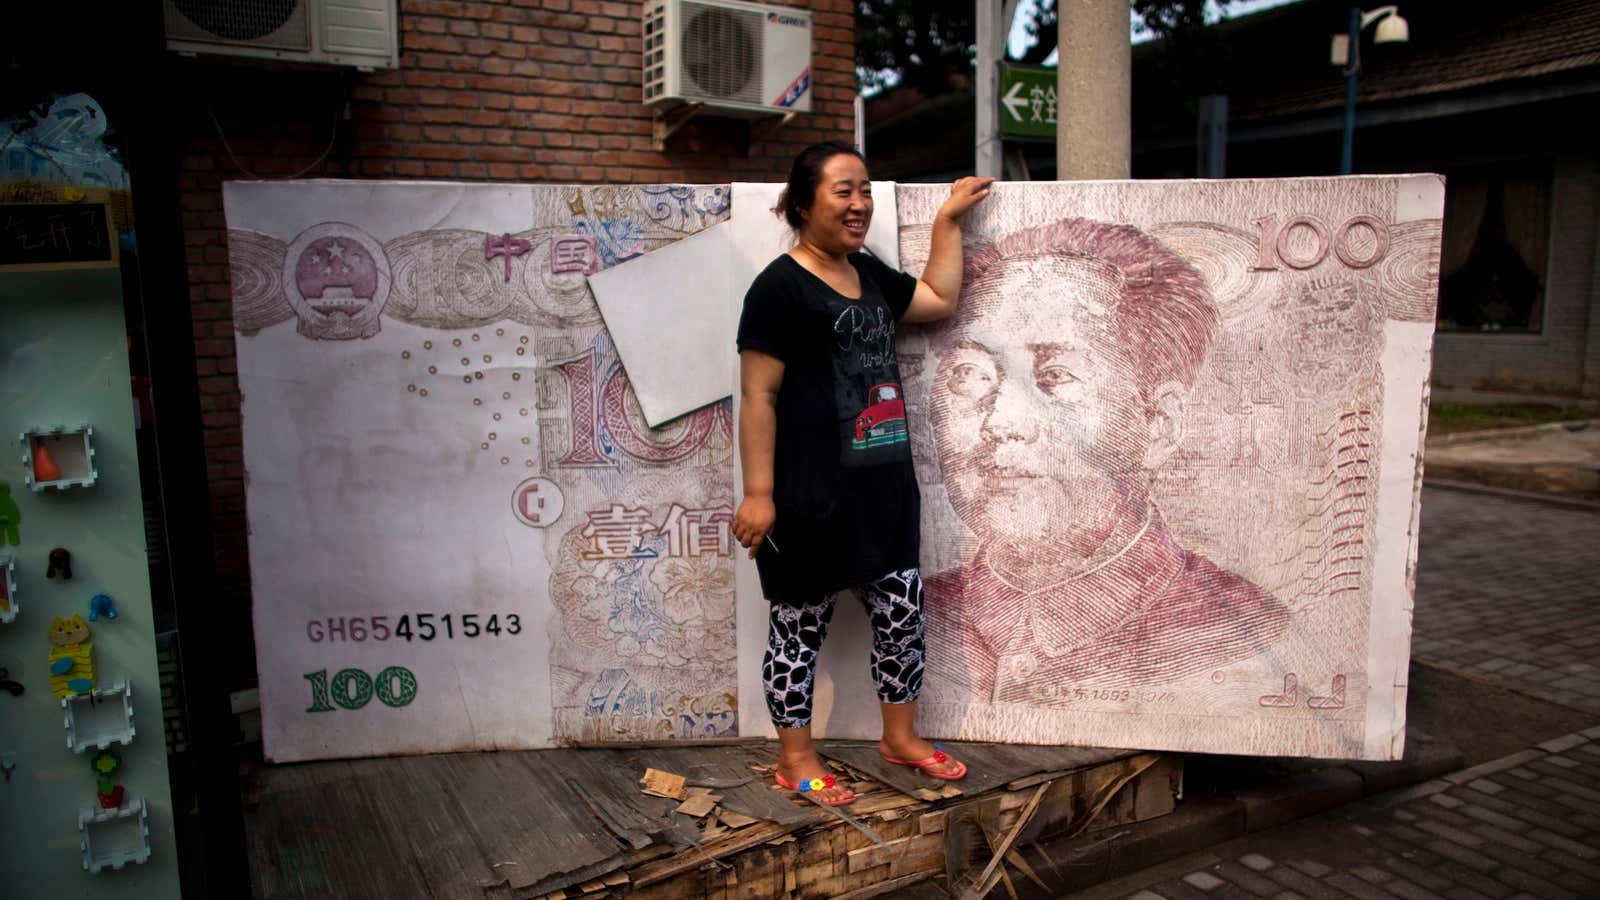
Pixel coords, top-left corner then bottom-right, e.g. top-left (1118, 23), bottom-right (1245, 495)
top-left (0, 202), bottom-right (114, 268)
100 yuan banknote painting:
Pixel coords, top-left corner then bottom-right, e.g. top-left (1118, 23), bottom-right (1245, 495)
top-left (893, 178), bottom-right (1443, 759)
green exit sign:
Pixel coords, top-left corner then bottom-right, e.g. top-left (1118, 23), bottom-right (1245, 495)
top-left (999, 63), bottom-right (1057, 142)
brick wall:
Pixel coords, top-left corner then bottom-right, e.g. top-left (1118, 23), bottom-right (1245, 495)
top-left (176, 0), bottom-right (857, 685)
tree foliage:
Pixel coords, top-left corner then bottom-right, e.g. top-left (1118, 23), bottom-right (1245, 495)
top-left (855, 0), bottom-right (1232, 96)
top-left (855, 1), bottom-right (979, 97)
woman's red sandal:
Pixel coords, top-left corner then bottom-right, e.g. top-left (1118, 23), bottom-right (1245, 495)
top-left (774, 771), bottom-right (856, 807)
top-left (879, 744), bottom-right (967, 780)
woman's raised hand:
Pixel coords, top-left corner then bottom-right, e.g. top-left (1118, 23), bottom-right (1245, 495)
top-left (936, 176), bottom-right (995, 222)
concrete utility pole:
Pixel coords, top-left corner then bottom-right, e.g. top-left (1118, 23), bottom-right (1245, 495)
top-left (1057, 0), bottom-right (1131, 179)
top-left (975, 1), bottom-right (1020, 179)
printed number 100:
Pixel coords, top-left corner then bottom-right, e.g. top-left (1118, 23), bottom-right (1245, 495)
top-left (304, 666), bottom-right (418, 712)
top-left (1252, 214), bottom-right (1390, 271)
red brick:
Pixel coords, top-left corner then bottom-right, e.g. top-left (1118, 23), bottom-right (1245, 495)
top-left (477, 146), bottom-right (528, 163)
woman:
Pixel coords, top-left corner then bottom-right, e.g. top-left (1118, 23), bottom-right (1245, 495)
top-left (733, 142), bottom-right (991, 806)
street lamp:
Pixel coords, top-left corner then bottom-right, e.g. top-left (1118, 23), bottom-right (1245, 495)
top-left (1330, 6), bottom-right (1410, 175)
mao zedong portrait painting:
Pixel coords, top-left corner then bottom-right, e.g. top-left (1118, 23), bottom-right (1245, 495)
top-left (923, 218), bottom-right (1289, 703)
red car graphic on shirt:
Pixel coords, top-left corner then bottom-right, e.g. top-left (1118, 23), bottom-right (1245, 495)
top-left (852, 383), bottom-right (909, 450)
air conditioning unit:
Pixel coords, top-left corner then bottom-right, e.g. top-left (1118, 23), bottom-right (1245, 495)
top-left (643, 0), bottom-right (813, 117)
top-left (164, 0), bottom-right (398, 71)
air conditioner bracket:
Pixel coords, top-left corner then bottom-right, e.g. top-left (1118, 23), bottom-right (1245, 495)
top-left (652, 103), bottom-right (706, 151)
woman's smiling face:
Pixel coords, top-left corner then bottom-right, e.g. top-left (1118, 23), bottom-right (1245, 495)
top-left (799, 153), bottom-right (873, 254)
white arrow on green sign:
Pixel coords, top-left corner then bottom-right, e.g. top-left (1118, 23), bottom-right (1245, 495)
top-left (999, 63), bottom-right (1058, 142)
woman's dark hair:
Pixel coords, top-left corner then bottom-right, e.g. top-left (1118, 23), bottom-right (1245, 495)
top-left (775, 141), bottom-right (866, 231)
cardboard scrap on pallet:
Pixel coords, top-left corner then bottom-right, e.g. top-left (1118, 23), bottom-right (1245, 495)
top-left (636, 762), bottom-right (688, 797)
top-left (674, 792), bottom-right (722, 818)
top-left (640, 768), bottom-right (688, 800)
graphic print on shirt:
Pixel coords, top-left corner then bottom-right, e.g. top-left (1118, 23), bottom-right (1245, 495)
top-left (831, 299), bottom-right (911, 466)
top-left (853, 382), bottom-right (907, 449)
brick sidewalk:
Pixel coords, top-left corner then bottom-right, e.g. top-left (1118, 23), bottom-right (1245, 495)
top-left (1082, 727), bottom-right (1600, 900)
top-left (1077, 488), bottom-right (1600, 900)
top-left (1412, 487), bottom-right (1600, 715)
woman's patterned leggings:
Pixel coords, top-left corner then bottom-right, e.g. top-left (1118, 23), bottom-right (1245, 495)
top-left (763, 568), bottom-right (926, 729)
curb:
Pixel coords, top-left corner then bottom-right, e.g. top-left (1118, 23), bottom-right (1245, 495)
top-left (1426, 417), bottom-right (1598, 447)
top-left (1423, 477), bottom-right (1600, 512)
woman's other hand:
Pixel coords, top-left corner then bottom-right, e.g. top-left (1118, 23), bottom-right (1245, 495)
top-left (734, 494), bottom-right (777, 559)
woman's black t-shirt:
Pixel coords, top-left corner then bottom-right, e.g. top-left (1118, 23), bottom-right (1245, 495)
top-left (736, 252), bottom-right (921, 604)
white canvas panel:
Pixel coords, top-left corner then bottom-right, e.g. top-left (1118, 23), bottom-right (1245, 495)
top-left (589, 223), bottom-right (734, 428)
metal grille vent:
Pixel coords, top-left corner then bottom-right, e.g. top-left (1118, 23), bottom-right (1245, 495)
top-left (156, 631), bottom-right (189, 755)
top-left (644, 2), bottom-right (668, 101)
top-left (681, 3), bottom-right (762, 103)
top-left (165, 0), bottom-right (311, 50)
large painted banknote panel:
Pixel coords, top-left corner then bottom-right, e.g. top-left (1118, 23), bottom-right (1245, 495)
top-left (894, 179), bottom-right (1442, 759)
top-left (224, 181), bottom-right (736, 762)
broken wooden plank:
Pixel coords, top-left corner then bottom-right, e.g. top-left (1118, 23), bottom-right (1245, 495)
top-left (966, 783), bottom-right (1050, 900)
top-left (1005, 849), bottom-right (1050, 893)
top-left (847, 835), bottom-right (914, 874)
top-left (717, 808), bottom-right (758, 829)
top-left (828, 872), bottom-right (939, 900)
top-left (630, 815), bottom-right (826, 888)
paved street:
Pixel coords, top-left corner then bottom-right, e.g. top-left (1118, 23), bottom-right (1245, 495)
top-left (1410, 489), bottom-right (1600, 716)
top-left (1080, 486), bottom-right (1600, 899)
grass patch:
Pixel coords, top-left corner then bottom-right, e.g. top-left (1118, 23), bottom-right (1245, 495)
top-left (1428, 402), bottom-right (1589, 436)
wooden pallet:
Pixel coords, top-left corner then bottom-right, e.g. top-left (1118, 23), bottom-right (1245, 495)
top-left (247, 742), bottom-right (1180, 900)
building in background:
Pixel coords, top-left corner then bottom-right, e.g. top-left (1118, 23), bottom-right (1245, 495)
top-left (866, 0), bottom-right (1600, 397)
